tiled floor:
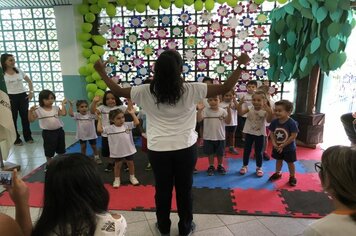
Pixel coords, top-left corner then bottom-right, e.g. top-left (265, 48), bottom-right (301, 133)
top-left (0, 134), bottom-right (315, 236)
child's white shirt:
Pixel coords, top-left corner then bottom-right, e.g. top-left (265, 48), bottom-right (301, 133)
top-left (237, 92), bottom-right (253, 118)
top-left (202, 107), bottom-right (228, 140)
top-left (35, 106), bottom-right (63, 130)
top-left (72, 112), bottom-right (98, 140)
top-left (94, 212), bottom-right (127, 236)
top-left (219, 101), bottom-right (238, 126)
top-left (97, 105), bottom-right (127, 137)
top-left (103, 122), bottom-right (137, 158)
top-left (243, 106), bottom-right (267, 136)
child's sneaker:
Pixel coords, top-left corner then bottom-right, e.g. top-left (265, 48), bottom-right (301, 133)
top-left (229, 147), bottom-right (239, 155)
top-left (207, 166), bottom-right (215, 176)
top-left (217, 165), bottom-right (226, 175)
top-left (269, 172), bottom-right (282, 181)
top-left (256, 168), bottom-right (264, 177)
top-left (193, 168), bottom-right (198, 174)
top-left (104, 163), bottom-right (114, 172)
top-left (130, 176), bottom-right (140, 185)
top-left (289, 176), bottom-right (297, 186)
top-left (94, 156), bottom-right (102, 164)
top-left (113, 178), bottom-right (120, 188)
top-left (239, 166), bottom-right (248, 175)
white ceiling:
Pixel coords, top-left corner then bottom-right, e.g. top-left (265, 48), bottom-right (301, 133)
top-left (0, 0), bottom-right (82, 9)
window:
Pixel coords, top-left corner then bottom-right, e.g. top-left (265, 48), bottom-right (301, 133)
top-left (0, 7), bottom-right (63, 106)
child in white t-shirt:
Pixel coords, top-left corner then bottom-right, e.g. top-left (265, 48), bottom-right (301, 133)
top-left (91, 91), bottom-right (127, 172)
top-left (28, 89), bottom-right (67, 169)
top-left (69, 100), bottom-right (101, 164)
top-left (220, 89), bottom-right (239, 155)
top-left (197, 95), bottom-right (231, 176)
top-left (237, 91), bottom-right (273, 177)
top-left (97, 107), bottom-right (140, 188)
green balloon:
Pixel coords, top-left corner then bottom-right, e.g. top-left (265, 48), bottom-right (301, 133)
top-left (174, 0), bottom-right (184, 8)
top-left (87, 63), bottom-right (95, 73)
top-left (116, 0), bottom-right (127, 6)
top-left (96, 79), bottom-right (107, 90)
top-left (95, 89), bottom-right (105, 97)
top-left (205, 0), bottom-right (214, 11)
top-left (194, 0), bottom-right (203, 11)
top-left (226, 0), bottom-right (237, 7)
top-left (79, 66), bottom-right (89, 76)
top-left (84, 13), bottom-right (96, 23)
top-left (136, 3), bottom-right (146, 13)
top-left (126, 3), bottom-right (135, 11)
top-left (86, 75), bottom-right (95, 83)
top-left (106, 3), bottom-right (116, 17)
top-left (92, 72), bottom-right (101, 81)
top-left (89, 54), bottom-right (101, 63)
top-left (88, 0), bottom-right (98, 3)
top-left (78, 32), bottom-right (91, 42)
top-left (82, 48), bottom-right (93, 58)
top-left (87, 92), bottom-right (95, 101)
top-left (77, 4), bottom-right (89, 15)
top-left (161, 0), bottom-right (171, 9)
top-left (184, 0), bottom-right (194, 6)
top-left (216, 0), bottom-right (225, 4)
top-left (92, 35), bottom-right (107, 46)
top-left (254, 0), bottom-right (264, 4)
top-left (89, 4), bottom-right (101, 14)
top-left (97, 0), bottom-right (109, 8)
top-left (82, 41), bottom-right (93, 49)
top-left (81, 23), bottom-right (93, 33)
top-left (149, 0), bottom-right (160, 10)
top-left (86, 83), bottom-right (98, 93)
top-left (92, 46), bottom-right (105, 56)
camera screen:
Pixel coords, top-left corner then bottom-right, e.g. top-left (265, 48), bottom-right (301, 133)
top-left (0, 171), bottom-right (12, 185)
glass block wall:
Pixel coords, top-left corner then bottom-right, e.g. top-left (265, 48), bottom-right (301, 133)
top-left (0, 7), bottom-right (63, 107)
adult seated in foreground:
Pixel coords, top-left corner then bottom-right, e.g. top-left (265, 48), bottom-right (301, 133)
top-left (303, 145), bottom-right (356, 236)
top-left (5, 153), bottom-right (127, 236)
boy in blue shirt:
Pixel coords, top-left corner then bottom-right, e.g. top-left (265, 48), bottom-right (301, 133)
top-left (268, 100), bottom-right (299, 186)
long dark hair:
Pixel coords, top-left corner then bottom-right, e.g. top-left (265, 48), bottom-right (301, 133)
top-left (32, 153), bottom-right (109, 236)
top-left (1, 53), bottom-right (19, 73)
top-left (102, 90), bottom-right (123, 106)
top-left (150, 50), bottom-right (185, 105)
top-left (38, 89), bottom-right (56, 107)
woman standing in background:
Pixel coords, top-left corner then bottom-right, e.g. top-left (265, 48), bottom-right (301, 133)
top-left (1, 54), bottom-right (33, 145)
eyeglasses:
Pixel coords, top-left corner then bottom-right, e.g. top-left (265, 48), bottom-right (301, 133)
top-left (314, 162), bottom-right (323, 173)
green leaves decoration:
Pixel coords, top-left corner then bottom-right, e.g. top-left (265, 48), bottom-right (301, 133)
top-left (268, 0), bottom-right (354, 82)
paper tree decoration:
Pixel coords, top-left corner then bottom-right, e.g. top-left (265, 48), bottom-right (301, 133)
top-left (268, 0), bottom-right (355, 82)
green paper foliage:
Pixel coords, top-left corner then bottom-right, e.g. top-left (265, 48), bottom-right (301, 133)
top-left (268, 0), bottom-right (355, 82)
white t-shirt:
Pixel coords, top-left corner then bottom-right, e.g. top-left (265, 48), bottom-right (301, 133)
top-left (97, 105), bottom-right (127, 137)
top-left (4, 69), bottom-right (27, 94)
top-left (94, 212), bottom-right (127, 236)
top-left (103, 122), bottom-right (137, 158)
top-left (202, 107), bottom-right (228, 140)
top-left (35, 106), bottom-right (64, 130)
top-left (72, 112), bottom-right (98, 140)
top-left (237, 92), bottom-right (253, 118)
top-left (303, 213), bottom-right (356, 236)
top-left (131, 83), bottom-right (207, 151)
top-left (243, 106), bottom-right (267, 136)
top-left (219, 101), bottom-right (238, 126)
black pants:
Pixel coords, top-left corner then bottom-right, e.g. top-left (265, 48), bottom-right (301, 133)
top-left (148, 144), bottom-right (197, 236)
top-left (9, 92), bottom-right (32, 141)
top-left (341, 113), bottom-right (356, 144)
top-left (243, 133), bottom-right (265, 168)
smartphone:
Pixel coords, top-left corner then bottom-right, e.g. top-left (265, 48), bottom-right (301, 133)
top-left (0, 171), bottom-right (13, 185)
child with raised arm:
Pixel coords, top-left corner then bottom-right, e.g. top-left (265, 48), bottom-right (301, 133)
top-left (97, 107), bottom-right (140, 188)
top-left (197, 95), bottom-right (231, 176)
top-left (220, 89), bottom-right (239, 154)
top-left (237, 91), bottom-right (273, 177)
top-left (28, 90), bottom-right (67, 169)
top-left (268, 100), bottom-right (299, 186)
top-left (91, 91), bottom-right (127, 172)
top-left (69, 100), bottom-right (101, 164)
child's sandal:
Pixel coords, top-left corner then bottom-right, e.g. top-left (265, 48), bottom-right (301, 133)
top-left (256, 168), bottom-right (264, 177)
top-left (239, 166), bottom-right (248, 175)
